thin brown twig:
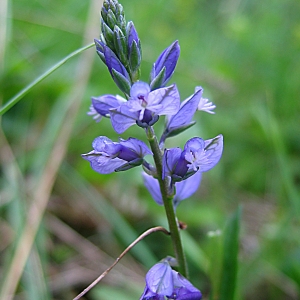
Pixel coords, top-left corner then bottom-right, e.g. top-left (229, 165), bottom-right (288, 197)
top-left (73, 226), bottom-right (170, 300)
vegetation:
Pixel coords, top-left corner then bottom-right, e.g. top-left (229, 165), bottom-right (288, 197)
top-left (1, 0), bottom-right (299, 299)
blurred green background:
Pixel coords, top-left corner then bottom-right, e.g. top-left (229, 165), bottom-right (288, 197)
top-left (1, 0), bottom-right (300, 299)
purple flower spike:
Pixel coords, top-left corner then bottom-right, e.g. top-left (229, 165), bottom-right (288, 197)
top-left (140, 261), bottom-right (202, 300)
top-left (110, 81), bottom-right (180, 133)
top-left (150, 41), bottom-right (180, 89)
top-left (82, 136), bottom-right (152, 174)
top-left (163, 135), bottom-right (223, 181)
top-left (142, 171), bottom-right (202, 208)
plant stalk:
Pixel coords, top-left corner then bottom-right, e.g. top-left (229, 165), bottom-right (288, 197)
top-left (146, 126), bottom-right (188, 277)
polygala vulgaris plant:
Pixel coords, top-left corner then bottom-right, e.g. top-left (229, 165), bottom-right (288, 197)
top-left (77, 0), bottom-right (223, 299)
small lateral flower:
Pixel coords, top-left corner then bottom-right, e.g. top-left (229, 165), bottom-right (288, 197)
top-left (140, 260), bottom-right (202, 300)
top-left (142, 171), bottom-right (202, 208)
top-left (82, 136), bottom-right (152, 174)
top-left (163, 135), bottom-right (223, 183)
top-left (160, 87), bottom-right (203, 145)
top-left (89, 94), bottom-right (126, 121)
top-left (150, 41), bottom-right (180, 90)
top-left (110, 81), bottom-right (180, 134)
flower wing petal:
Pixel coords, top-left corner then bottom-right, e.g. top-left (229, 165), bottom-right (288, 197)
top-left (148, 85), bottom-right (180, 115)
top-left (162, 148), bottom-right (182, 179)
top-left (166, 88), bottom-right (202, 130)
top-left (142, 173), bottom-right (163, 205)
top-left (92, 94), bottom-right (125, 116)
top-left (82, 153), bottom-right (125, 174)
top-left (110, 103), bottom-right (139, 134)
top-left (172, 272), bottom-right (202, 299)
top-left (201, 134), bottom-right (223, 172)
top-left (173, 171), bottom-right (202, 207)
top-left (146, 262), bottom-right (173, 296)
top-left (120, 138), bottom-right (152, 157)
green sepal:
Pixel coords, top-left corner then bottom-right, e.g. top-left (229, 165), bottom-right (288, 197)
top-left (101, 20), bottom-right (115, 51)
top-left (115, 158), bottom-right (143, 172)
top-left (103, 0), bottom-right (110, 12)
top-left (107, 9), bottom-right (117, 30)
top-left (115, 3), bottom-right (124, 18)
top-left (108, 0), bottom-right (117, 15)
top-left (129, 40), bottom-right (141, 73)
top-left (164, 121), bottom-right (196, 139)
top-left (150, 66), bottom-right (166, 90)
top-left (131, 68), bottom-right (141, 83)
top-left (118, 14), bottom-right (127, 36)
top-left (113, 26), bottom-right (128, 68)
top-left (111, 68), bottom-right (131, 96)
top-left (101, 8), bottom-right (108, 24)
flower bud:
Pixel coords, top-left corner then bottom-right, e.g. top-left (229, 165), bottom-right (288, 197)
top-left (113, 25), bottom-right (128, 67)
top-left (150, 40), bottom-right (180, 89)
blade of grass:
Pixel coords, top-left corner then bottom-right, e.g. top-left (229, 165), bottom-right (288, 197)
top-left (23, 247), bottom-right (50, 300)
top-left (0, 1), bottom-right (101, 298)
top-left (253, 101), bottom-right (300, 214)
top-left (219, 205), bottom-right (241, 300)
top-left (0, 42), bottom-right (94, 116)
top-left (181, 231), bottom-right (210, 273)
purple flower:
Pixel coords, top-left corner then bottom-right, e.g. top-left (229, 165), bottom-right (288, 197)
top-left (89, 94), bottom-right (126, 121)
top-left (163, 135), bottom-right (223, 182)
top-left (82, 136), bottom-right (152, 174)
top-left (110, 81), bottom-right (180, 134)
top-left (150, 41), bottom-right (180, 90)
top-left (160, 87), bottom-right (203, 144)
top-left (140, 261), bottom-right (202, 300)
top-left (142, 171), bottom-right (202, 208)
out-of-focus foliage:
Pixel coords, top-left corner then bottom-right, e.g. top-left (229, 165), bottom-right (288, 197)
top-left (1, 0), bottom-right (299, 299)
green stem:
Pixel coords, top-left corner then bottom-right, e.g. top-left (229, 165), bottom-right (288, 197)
top-left (146, 126), bottom-right (188, 277)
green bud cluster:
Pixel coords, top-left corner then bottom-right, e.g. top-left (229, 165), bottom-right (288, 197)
top-left (98, 0), bottom-right (142, 84)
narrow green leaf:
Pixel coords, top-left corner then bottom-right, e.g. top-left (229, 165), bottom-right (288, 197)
top-left (0, 43), bottom-right (94, 116)
top-left (219, 205), bottom-right (242, 300)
